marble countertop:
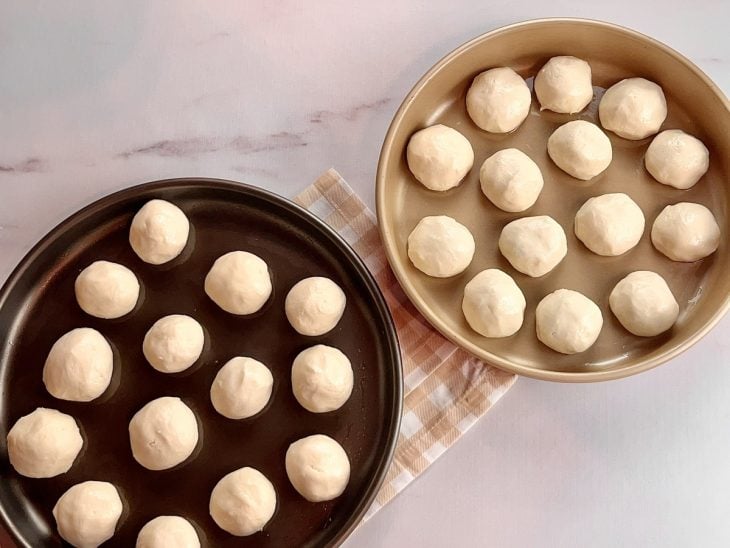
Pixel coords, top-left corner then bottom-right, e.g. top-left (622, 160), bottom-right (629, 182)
top-left (2, 1), bottom-right (729, 547)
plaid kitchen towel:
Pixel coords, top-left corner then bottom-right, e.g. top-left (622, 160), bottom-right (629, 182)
top-left (295, 169), bottom-right (517, 521)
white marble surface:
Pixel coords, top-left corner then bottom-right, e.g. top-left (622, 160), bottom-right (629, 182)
top-left (1, 1), bottom-right (729, 547)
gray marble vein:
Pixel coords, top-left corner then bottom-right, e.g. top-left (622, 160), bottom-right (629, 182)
top-left (0, 158), bottom-right (46, 173)
top-left (310, 97), bottom-right (394, 124)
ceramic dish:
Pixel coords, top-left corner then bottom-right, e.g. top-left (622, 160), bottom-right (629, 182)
top-left (377, 18), bottom-right (730, 381)
top-left (0, 179), bottom-right (402, 547)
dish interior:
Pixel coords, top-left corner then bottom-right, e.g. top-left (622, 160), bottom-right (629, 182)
top-left (0, 180), bottom-right (401, 547)
top-left (378, 20), bottom-right (730, 380)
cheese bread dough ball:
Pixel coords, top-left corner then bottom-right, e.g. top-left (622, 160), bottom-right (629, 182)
top-left (534, 56), bottom-right (593, 114)
top-left (136, 516), bottom-right (200, 548)
top-left (462, 269), bottom-right (526, 338)
top-left (285, 277), bottom-right (346, 336)
top-left (209, 467), bottom-right (276, 536)
top-left (53, 481), bottom-right (123, 548)
top-left (574, 193), bottom-right (645, 256)
top-left (129, 397), bottom-right (198, 470)
top-left (286, 434), bottom-right (350, 502)
top-left (7, 408), bottom-right (83, 478)
top-left (407, 216), bottom-right (475, 278)
top-left (498, 216), bottom-right (567, 277)
top-left (479, 148), bottom-right (544, 212)
top-left (536, 289), bottom-right (603, 354)
top-left (75, 261), bottom-right (140, 319)
top-left (43, 328), bottom-right (113, 402)
top-left (610, 271), bottom-right (679, 337)
top-left (599, 77), bottom-right (667, 140)
top-left (466, 67), bottom-right (531, 133)
top-left (645, 129), bottom-right (710, 189)
top-left (651, 202), bottom-right (720, 262)
top-left (291, 345), bottom-right (353, 413)
top-left (210, 357), bottom-right (273, 419)
top-left (547, 120), bottom-right (612, 180)
top-left (143, 315), bottom-right (205, 373)
top-left (205, 251), bottom-right (272, 315)
top-left (406, 124), bottom-right (474, 191)
top-left (129, 200), bottom-right (190, 265)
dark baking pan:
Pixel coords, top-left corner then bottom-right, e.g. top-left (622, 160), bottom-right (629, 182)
top-left (0, 178), bottom-right (402, 547)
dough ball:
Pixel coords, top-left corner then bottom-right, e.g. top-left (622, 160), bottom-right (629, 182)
top-left (129, 397), bottom-right (198, 470)
top-left (462, 269), bottom-right (526, 338)
top-left (209, 467), bottom-right (276, 536)
top-left (291, 345), bottom-right (353, 413)
top-left (129, 199), bottom-right (190, 265)
top-left (599, 77), bottom-right (667, 140)
top-left (143, 315), bottom-right (205, 373)
top-left (534, 55), bottom-right (593, 114)
top-left (53, 481), bottom-right (123, 548)
top-left (479, 148), bottom-right (544, 212)
top-left (210, 357), bottom-right (273, 419)
top-left (406, 124), bottom-right (474, 191)
top-left (645, 129), bottom-right (710, 189)
top-left (285, 277), bottom-right (346, 336)
top-left (610, 271), bottom-right (679, 337)
top-left (651, 202), bottom-right (720, 262)
top-left (407, 216), bottom-right (475, 277)
top-left (547, 120), bottom-right (612, 180)
top-left (466, 67), bottom-right (531, 133)
top-left (75, 261), bottom-right (140, 319)
top-left (43, 328), bottom-right (113, 402)
top-left (498, 216), bottom-right (567, 277)
top-left (136, 516), bottom-right (200, 548)
top-left (286, 434), bottom-right (350, 502)
top-left (574, 193), bottom-right (645, 256)
top-left (205, 251), bottom-right (272, 315)
top-left (7, 408), bottom-right (83, 478)
top-left (536, 289), bottom-right (603, 354)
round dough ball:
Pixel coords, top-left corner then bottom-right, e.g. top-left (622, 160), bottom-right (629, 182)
top-left (574, 193), bottom-right (645, 256)
top-left (7, 408), bottom-right (83, 478)
top-left (651, 202), bottom-right (720, 262)
top-left (291, 345), bottom-right (353, 413)
top-left (462, 269), bottom-right (526, 338)
top-left (286, 434), bottom-right (350, 502)
top-left (43, 328), bottom-right (113, 402)
top-left (610, 271), bottom-right (679, 337)
top-left (143, 315), bottom-right (205, 373)
top-left (210, 357), bottom-right (273, 419)
top-left (406, 124), bottom-right (474, 191)
top-left (209, 467), bottom-right (276, 536)
top-left (285, 277), bottom-right (346, 336)
top-left (407, 216), bottom-right (475, 277)
top-left (536, 289), bottom-right (603, 354)
top-left (129, 397), bottom-right (198, 470)
top-left (75, 261), bottom-right (140, 319)
top-left (547, 120), bottom-right (612, 180)
top-left (466, 67), bottom-right (531, 133)
top-left (599, 77), bottom-right (667, 140)
top-left (498, 216), bottom-right (567, 277)
top-left (534, 55), bottom-right (593, 114)
top-left (479, 148), bottom-right (544, 212)
top-left (129, 199), bottom-right (190, 265)
top-left (645, 129), bottom-right (710, 189)
top-left (204, 251), bottom-right (272, 315)
top-left (136, 516), bottom-right (200, 548)
top-left (53, 481), bottom-right (123, 548)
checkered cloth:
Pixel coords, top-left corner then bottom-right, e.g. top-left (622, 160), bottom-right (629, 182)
top-left (295, 169), bottom-right (517, 521)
